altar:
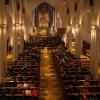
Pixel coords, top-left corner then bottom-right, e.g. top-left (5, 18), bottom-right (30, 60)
top-left (39, 28), bottom-right (48, 35)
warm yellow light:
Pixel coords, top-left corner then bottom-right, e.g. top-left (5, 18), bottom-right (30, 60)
top-left (92, 25), bottom-right (95, 30)
top-left (75, 24), bottom-right (79, 33)
top-left (13, 25), bottom-right (15, 31)
top-left (91, 25), bottom-right (96, 38)
top-left (22, 25), bottom-right (24, 30)
top-left (67, 25), bottom-right (70, 32)
top-left (3, 24), bottom-right (7, 28)
top-left (96, 16), bottom-right (100, 26)
top-left (16, 23), bottom-right (19, 27)
top-left (16, 24), bottom-right (19, 30)
top-left (72, 27), bottom-right (75, 37)
top-left (18, 25), bottom-right (21, 30)
top-left (24, 29), bottom-right (27, 41)
top-left (79, 17), bottom-right (82, 25)
top-left (62, 33), bottom-right (67, 47)
top-left (19, 19), bottom-right (22, 25)
top-left (3, 27), bottom-right (7, 35)
top-left (0, 28), bottom-right (1, 36)
top-left (0, 19), bottom-right (1, 25)
top-left (72, 27), bottom-right (75, 33)
top-left (91, 30), bottom-right (96, 38)
top-left (10, 37), bottom-right (13, 46)
top-left (2, 24), bottom-right (7, 36)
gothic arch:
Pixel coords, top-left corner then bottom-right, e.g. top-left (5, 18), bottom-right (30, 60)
top-left (25, 0), bottom-right (67, 27)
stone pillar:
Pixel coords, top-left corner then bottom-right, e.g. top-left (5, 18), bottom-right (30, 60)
top-left (13, 23), bottom-right (18, 60)
top-left (75, 24), bottom-right (81, 58)
top-left (0, 2), bottom-right (7, 82)
top-left (52, 9), bottom-right (55, 28)
top-left (19, 25), bottom-right (24, 53)
top-left (67, 25), bottom-right (72, 51)
top-left (90, 25), bottom-right (99, 79)
top-left (62, 33), bottom-right (67, 47)
top-left (0, 20), bottom-right (7, 83)
top-left (2, 24), bottom-right (7, 78)
top-left (24, 17), bottom-right (30, 41)
top-left (0, 26), bottom-right (4, 83)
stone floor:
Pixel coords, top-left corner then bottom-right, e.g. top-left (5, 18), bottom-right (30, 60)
top-left (39, 47), bottom-right (64, 100)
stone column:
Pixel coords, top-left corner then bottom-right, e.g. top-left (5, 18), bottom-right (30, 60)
top-left (0, 26), bottom-right (4, 83)
top-left (19, 25), bottom-right (24, 53)
top-left (24, 16), bottom-right (30, 41)
top-left (2, 24), bottom-right (7, 78)
top-left (90, 25), bottom-right (99, 79)
top-left (0, 19), bottom-right (7, 83)
top-left (52, 9), bottom-right (55, 28)
top-left (0, 2), bottom-right (7, 82)
top-left (75, 24), bottom-right (81, 58)
top-left (62, 33), bottom-right (67, 47)
top-left (13, 23), bottom-right (18, 60)
top-left (67, 25), bottom-right (72, 51)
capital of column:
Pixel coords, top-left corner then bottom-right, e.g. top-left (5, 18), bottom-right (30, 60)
top-left (13, 23), bottom-right (18, 31)
top-left (0, 24), bottom-right (7, 28)
top-left (69, 24), bottom-right (81, 35)
top-left (67, 24), bottom-right (71, 32)
top-left (2, 24), bottom-right (7, 28)
top-left (91, 25), bottom-right (98, 39)
top-left (90, 24), bottom-right (100, 31)
top-left (75, 23), bottom-right (81, 30)
top-left (0, 24), bottom-right (7, 35)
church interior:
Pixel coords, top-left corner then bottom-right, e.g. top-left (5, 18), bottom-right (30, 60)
top-left (0, 0), bottom-right (100, 100)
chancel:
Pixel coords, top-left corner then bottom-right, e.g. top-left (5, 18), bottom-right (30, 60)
top-left (0, 0), bottom-right (100, 100)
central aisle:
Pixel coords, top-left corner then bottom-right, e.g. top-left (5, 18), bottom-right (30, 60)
top-left (40, 47), bottom-right (63, 100)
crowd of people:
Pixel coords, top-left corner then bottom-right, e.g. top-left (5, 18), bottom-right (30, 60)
top-left (29, 35), bottom-right (63, 48)
top-left (0, 34), bottom-right (100, 100)
top-left (0, 43), bottom-right (40, 100)
top-left (53, 45), bottom-right (100, 100)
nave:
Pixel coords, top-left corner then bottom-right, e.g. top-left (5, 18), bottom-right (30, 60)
top-left (1, 0), bottom-right (100, 99)
top-left (0, 36), bottom-right (100, 100)
top-left (40, 47), bottom-right (63, 100)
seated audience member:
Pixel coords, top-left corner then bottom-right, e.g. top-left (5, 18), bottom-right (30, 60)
top-left (81, 87), bottom-right (91, 100)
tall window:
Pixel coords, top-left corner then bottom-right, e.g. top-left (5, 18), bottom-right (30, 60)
top-left (89, 0), bottom-right (94, 6)
top-left (75, 2), bottom-right (77, 12)
top-left (5, 0), bottom-right (9, 5)
top-left (66, 8), bottom-right (69, 14)
top-left (23, 7), bottom-right (25, 14)
top-left (17, 2), bottom-right (20, 11)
